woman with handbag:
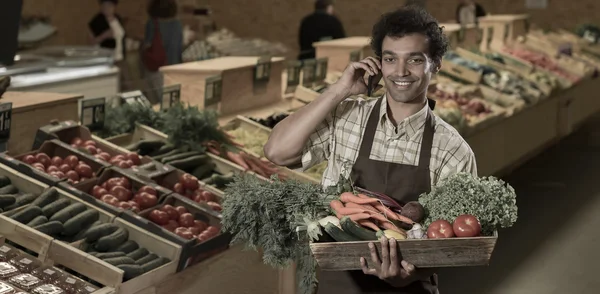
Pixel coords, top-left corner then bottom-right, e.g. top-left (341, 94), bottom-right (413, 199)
top-left (142, 0), bottom-right (183, 103)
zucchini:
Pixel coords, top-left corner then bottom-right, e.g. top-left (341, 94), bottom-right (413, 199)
top-left (34, 221), bottom-right (64, 236)
top-left (85, 223), bottom-right (120, 243)
top-left (95, 227), bottom-right (128, 252)
top-left (50, 203), bottom-right (87, 223)
top-left (134, 253), bottom-right (158, 265)
top-left (4, 193), bottom-right (36, 211)
top-left (95, 252), bottom-right (126, 259)
top-left (117, 264), bottom-right (144, 280)
top-left (63, 209), bottom-right (100, 236)
top-left (11, 206), bottom-right (43, 224)
top-left (323, 222), bottom-right (360, 242)
top-left (0, 185), bottom-right (17, 195)
top-left (192, 163), bottom-right (217, 181)
top-left (42, 199), bottom-right (71, 218)
top-left (340, 216), bottom-right (378, 241)
top-left (140, 257), bottom-right (169, 273)
top-left (161, 151), bottom-right (204, 164)
top-left (31, 188), bottom-right (59, 207)
top-left (167, 155), bottom-right (209, 171)
top-left (103, 257), bottom-right (136, 266)
top-left (27, 215), bottom-right (48, 227)
top-left (0, 195), bottom-right (16, 209)
top-left (115, 240), bottom-right (139, 254)
top-left (0, 176), bottom-right (11, 188)
top-left (126, 247), bottom-right (149, 260)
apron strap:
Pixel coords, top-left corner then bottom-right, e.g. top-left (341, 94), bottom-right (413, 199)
top-left (357, 97), bottom-right (384, 157)
top-left (417, 105), bottom-right (435, 169)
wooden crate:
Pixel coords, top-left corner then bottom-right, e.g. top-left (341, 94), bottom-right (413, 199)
top-left (217, 98), bottom-right (302, 126)
top-left (1, 91), bottom-right (81, 154)
top-left (440, 23), bottom-right (483, 51)
top-left (160, 56), bottom-right (286, 116)
top-left (478, 14), bottom-right (530, 48)
top-left (314, 37), bottom-right (373, 73)
top-left (310, 232), bottom-right (498, 270)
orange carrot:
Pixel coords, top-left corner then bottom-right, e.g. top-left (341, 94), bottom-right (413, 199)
top-left (339, 192), bottom-right (379, 204)
top-left (366, 211), bottom-right (393, 224)
top-left (379, 221), bottom-right (406, 235)
top-left (347, 213), bottom-right (372, 222)
top-left (345, 202), bottom-right (379, 214)
top-left (207, 146), bottom-right (221, 155)
top-left (358, 220), bottom-right (382, 232)
top-left (329, 200), bottom-right (368, 215)
top-left (372, 202), bottom-right (414, 225)
top-left (226, 151), bottom-right (250, 170)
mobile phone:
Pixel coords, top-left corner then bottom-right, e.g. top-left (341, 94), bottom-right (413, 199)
top-left (367, 57), bottom-right (383, 96)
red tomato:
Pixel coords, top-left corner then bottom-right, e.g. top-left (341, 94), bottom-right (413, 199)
top-left (125, 160), bottom-right (135, 167)
top-left (70, 138), bottom-right (83, 146)
top-left (174, 227), bottom-right (194, 239)
top-left (427, 220), bottom-right (455, 239)
top-left (51, 156), bottom-right (63, 166)
top-left (66, 171), bottom-right (80, 182)
top-left (46, 166), bottom-right (59, 173)
top-left (59, 164), bottom-right (72, 173)
top-left (117, 161), bottom-right (131, 169)
top-left (22, 155), bottom-right (36, 164)
top-left (180, 174), bottom-right (199, 191)
top-left (178, 213), bottom-right (195, 228)
top-left (138, 192), bottom-right (158, 209)
top-left (149, 210), bottom-right (170, 225)
top-left (137, 186), bottom-right (156, 196)
top-left (99, 152), bottom-right (111, 161)
top-left (206, 201), bottom-right (222, 212)
top-left (35, 153), bottom-right (51, 167)
top-left (85, 145), bottom-right (98, 155)
top-left (92, 185), bottom-right (103, 196)
top-left (206, 226), bottom-right (220, 233)
top-left (162, 220), bottom-right (178, 232)
top-left (54, 171), bottom-right (65, 179)
top-left (201, 191), bottom-right (215, 202)
top-left (64, 155), bottom-right (79, 168)
top-left (189, 226), bottom-right (202, 235)
top-left (128, 201), bottom-right (141, 212)
top-left (113, 155), bottom-right (126, 161)
top-left (120, 177), bottom-right (131, 189)
top-left (127, 153), bottom-right (141, 165)
top-left (132, 193), bottom-right (143, 204)
top-left (197, 231), bottom-right (212, 242)
top-left (173, 183), bottom-right (185, 195)
top-left (83, 140), bottom-right (96, 147)
top-left (118, 201), bottom-right (133, 210)
top-left (75, 164), bottom-right (93, 178)
top-left (32, 163), bottom-right (45, 171)
top-left (175, 206), bottom-right (188, 215)
top-left (105, 178), bottom-right (121, 191)
top-left (101, 195), bottom-right (119, 207)
top-left (193, 194), bottom-right (205, 204)
top-left (453, 215), bottom-right (481, 237)
top-left (111, 186), bottom-right (132, 202)
top-left (109, 158), bottom-right (122, 165)
top-left (160, 205), bottom-right (179, 220)
top-left (193, 220), bottom-right (208, 232)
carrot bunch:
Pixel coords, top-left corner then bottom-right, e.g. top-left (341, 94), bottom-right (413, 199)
top-left (330, 192), bottom-right (414, 235)
top-left (205, 140), bottom-right (288, 180)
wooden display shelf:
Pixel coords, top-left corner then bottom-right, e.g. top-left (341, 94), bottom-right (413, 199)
top-left (314, 37), bottom-right (373, 73)
top-left (556, 78), bottom-right (600, 137)
top-left (478, 14), bottom-right (530, 48)
top-left (160, 56), bottom-right (285, 116)
top-left (440, 23), bottom-right (483, 51)
top-left (2, 91), bottom-right (81, 154)
top-left (218, 98), bottom-right (304, 126)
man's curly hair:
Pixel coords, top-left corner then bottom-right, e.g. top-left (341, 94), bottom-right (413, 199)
top-left (370, 5), bottom-right (449, 66)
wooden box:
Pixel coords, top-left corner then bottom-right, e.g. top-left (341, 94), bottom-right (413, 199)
top-left (478, 14), bottom-right (530, 48)
top-left (160, 56), bottom-right (285, 116)
top-left (440, 23), bottom-right (483, 51)
top-left (310, 232), bottom-right (497, 270)
top-left (314, 37), bottom-right (373, 72)
top-left (1, 91), bottom-right (81, 154)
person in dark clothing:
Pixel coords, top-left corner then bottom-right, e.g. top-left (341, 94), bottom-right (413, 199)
top-left (88, 0), bottom-right (126, 61)
top-left (298, 0), bottom-right (346, 60)
top-left (455, 0), bottom-right (487, 25)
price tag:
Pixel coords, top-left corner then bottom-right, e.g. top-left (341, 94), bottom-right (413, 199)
top-left (254, 56), bottom-right (272, 83)
top-left (0, 102), bottom-right (12, 152)
top-left (161, 84), bottom-right (181, 110)
top-left (120, 90), bottom-right (152, 108)
top-left (286, 61), bottom-right (302, 91)
top-left (349, 50), bottom-right (360, 62)
top-left (301, 59), bottom-right (317, 87)
top-left (79, 97), bottom-right (106, 131)
top-left (315, 58), bottom-right (328, 82)
top-left (204, 75), bottom-right (222, 109)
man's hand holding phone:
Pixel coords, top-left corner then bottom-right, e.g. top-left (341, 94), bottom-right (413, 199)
top-left (329, 57), bottom-right (383, 99)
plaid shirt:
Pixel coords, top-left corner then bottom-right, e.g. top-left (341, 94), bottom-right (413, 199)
top-left (301, 96), bottom-right (478, 188)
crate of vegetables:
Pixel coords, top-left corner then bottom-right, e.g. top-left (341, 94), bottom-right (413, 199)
top-left (0, 139), bottom-right (109, 187)
top-left (58, 167), bottom-right (172, 218)
top-left (150, 169), bottom-right (223, 214)
top-left (128, 195), bottom-right (229, 271)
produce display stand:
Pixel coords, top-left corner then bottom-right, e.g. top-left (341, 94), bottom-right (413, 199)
top-left (1, 91), bottom-right (81, 154)
top-left (313, 36), bottom-right (373, 72)
top-left (160, 56), bottom-right (285, 115)
top-left (478, 14), bottom-right (530, 49)
top-left (440, 23), bottom-right (483, 51)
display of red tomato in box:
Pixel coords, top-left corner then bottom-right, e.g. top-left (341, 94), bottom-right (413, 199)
top-left (21, 153), bottom-right (95, 184)
top-left (70, 137), bottom-right (142, 169)
top-left (146, 204), bottom-right (221, 243)
top-left (167, 173), bottom-right (222, 212)
top-left (90, 176), bottom-right (158, 213)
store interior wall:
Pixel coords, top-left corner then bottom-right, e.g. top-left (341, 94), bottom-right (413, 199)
top-left (22, 0), bottom-right (600, 57)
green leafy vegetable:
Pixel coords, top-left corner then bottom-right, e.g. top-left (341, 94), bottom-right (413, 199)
top-left (95, 102), bottom-right (164, 138)
top-left (418, 172), bottom-right (518, 235)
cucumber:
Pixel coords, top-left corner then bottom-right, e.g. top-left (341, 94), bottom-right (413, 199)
top-left (69, 220), bottom-right (102, 242)
top-left (85, 223), bottom-right (120, 243)
top-left (340, 216), bottom-right (378, 241)
top-left (126, 248), bottom-right (149, 260)
top-left (0, 176), bottom-right (11, 188)
top-left (27, 215), bottom-right (48, 227)
top-left (192, 163), bottom-right (217, 181)
top-left (103, 257), bottom-right (136, 266)
top-left (63, 209), bottom-right (100, 236)
top-left (0, 195), bottom-right (16, 209)
top-left (125, 140), bottom-right (165, 153)
top-left (34, 221), bottom-right (64, 236)
top-left (134, 253), bottom-right (158, 265)
top-left (167, 155), bottom-right (209, 171)
top-left (151, 149), bottom-right (182, 161)
top-left (42, 199), bottom-right (71, 218)
top-left (117, 264), bottom-right (144, 280)
top-left (80, 242), bottom-right (94, 253)
top-left (207, 173), bottom-right (234, 189)
top-left (0, 185), bottom-right (17, 195)
top-left (11, 206), bottom-right (43, 224)
top-left (4, 193), bottom-right (36, 211)
top-left (149, 145), bottom-right (178, 157)
top-left (95, 252), bottom-right (126, 259)
top-left (31, 188), bottom-right (59, 207)
top-left (50, 203), bottom-right (87, 223)
top-left (161, 151), bottom-right (204, 164)
top-left (95, 227), bottom-right (128, 252)
top-left (140, 257), bottom-right (169, 273)
top-left (115, 240), bottom-right (139, 254)
top-left (323, 222), bottom-right (360, 242)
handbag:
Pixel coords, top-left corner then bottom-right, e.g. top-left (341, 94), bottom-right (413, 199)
top-left (142, 19), bottom-right (167, 71)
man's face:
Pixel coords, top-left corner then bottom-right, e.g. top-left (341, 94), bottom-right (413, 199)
top-left (381, 34), bottom-right (436, 104)
top-left (101, 2), bottom-right (116, 16)
top-left (326, 5), bottom-right (334, 15)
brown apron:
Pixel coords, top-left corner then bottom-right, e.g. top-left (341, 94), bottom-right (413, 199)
top-left (317, 98), bottom-right (439, 294)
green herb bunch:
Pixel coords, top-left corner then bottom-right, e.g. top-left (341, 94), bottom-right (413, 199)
top-left (418, 172), bottom-right (518, 235)
top-left (96, 102), bottom-right (164, 138)
top-left (222, 174), bottom-right (338, 294)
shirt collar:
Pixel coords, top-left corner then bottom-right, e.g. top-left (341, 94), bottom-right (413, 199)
top-left (379, 95), bottom-right (430, 139)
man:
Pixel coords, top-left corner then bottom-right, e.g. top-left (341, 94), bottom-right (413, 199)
top-left (456, 0), bottom-right (487, 25)
top-left (297, 0), bottom-right (346, 60)
top-left (265, 6), bottom-right (477, 293)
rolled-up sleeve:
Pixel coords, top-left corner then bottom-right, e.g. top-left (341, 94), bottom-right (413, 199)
top-left (301, 109), bottom-right (334, 171)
